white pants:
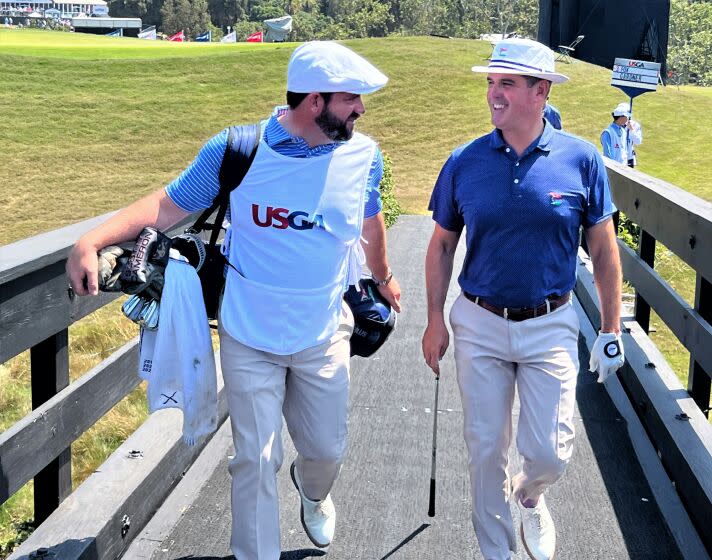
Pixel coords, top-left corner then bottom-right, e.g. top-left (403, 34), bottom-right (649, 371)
top-left (219, 304), bottom-right (353, 560)
top-left (449, 294), bottom-right (579, 560)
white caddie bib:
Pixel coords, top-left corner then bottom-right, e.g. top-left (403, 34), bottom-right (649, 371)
top-left (219, 131), bottom-right (376, 354)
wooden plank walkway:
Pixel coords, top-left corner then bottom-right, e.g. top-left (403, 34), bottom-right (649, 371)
top-left (125, 216), bottom-right (685, 560)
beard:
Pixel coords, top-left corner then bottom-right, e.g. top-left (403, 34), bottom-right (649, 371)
top-left (315, 106), bottom-right (358, 141)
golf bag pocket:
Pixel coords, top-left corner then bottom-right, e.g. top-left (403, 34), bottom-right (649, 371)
top-left (198, 243), bottom-right (227, 321)
top-left (171, 232), bottom-right (226, 322)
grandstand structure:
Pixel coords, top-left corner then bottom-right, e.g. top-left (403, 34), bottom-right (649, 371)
top-left (0, 0), bottom-right (143, 36)
top-left (0, 0), bottom-right (108, 18)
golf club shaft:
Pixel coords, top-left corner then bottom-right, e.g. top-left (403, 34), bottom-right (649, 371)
top-left (428, 374), bottom-right (440, 517)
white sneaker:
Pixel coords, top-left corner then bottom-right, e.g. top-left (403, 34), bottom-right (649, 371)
top-left (518, 495), bottom-right (556, 560)
top-left (290, 461), bottom-right (336, 548)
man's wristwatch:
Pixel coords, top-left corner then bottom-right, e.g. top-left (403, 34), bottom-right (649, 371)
top-left (373, 269), bottom-right (393, 286)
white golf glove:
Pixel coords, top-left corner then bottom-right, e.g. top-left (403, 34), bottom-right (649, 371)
top-left (589, 332), bottom-right (624, 383)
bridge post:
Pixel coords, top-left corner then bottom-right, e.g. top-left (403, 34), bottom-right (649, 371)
top-left (688, 275), bottom-right (711, 418)
top-left (30, 330), bottom-right (72, 524)
top-left (634, 229), bottom-right (655, 333)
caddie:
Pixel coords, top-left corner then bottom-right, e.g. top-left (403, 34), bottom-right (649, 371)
top-left (422, 38), bottom-right (623, 560)
top-left (67, 41), bottom-right (401, 559)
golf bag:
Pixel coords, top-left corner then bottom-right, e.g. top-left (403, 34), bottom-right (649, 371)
top-left (180, 123), bottom-right (260, 320)
top-left (98, 124), bottom-right (259, 326)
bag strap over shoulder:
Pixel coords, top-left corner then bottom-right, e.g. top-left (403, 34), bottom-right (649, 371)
top-left (189, 123), bottom-right (260, 246)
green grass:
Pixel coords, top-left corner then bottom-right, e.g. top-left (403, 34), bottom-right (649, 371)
top-left (2, 31), bottom-right (710, 245)
top-left (0, 28), bottom-right (293, 58)
top-left (0, 299), bottom-right (149, 555)
top-left (1, 30), bottom-right (711, 554)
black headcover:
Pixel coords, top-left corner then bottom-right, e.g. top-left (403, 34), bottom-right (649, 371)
top-left (344, 278), bottom-right (396, 357)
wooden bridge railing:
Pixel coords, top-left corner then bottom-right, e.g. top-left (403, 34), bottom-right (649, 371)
top-left (0, 213), bottom-right (233, 559)
top-left (1, 161), bottom-right (711, 557)
top-left (575, 159), bottom-right (712, 554)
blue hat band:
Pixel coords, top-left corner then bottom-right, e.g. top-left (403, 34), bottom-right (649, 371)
top-left (489, 59), bottom-right (550, 73)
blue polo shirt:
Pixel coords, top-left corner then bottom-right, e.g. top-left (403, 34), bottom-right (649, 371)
top-left (166, 106), bottom-right (383, 218)
top-left (429, 122), bottom-right (615, 308)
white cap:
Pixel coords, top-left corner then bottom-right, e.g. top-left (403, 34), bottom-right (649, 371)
top-left (287, 41), bottom-right (388, 95)
top-left (471, 37), bottom-right (569, 84)
top-left (612, 102), bottom-right (631, 117)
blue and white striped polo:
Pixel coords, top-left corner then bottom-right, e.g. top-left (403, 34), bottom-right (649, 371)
top-left (166, 106), bottom-right (383, 218)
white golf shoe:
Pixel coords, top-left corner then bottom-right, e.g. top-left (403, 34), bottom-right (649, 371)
top-left (290, 461), bottom-right (336, 548)
top-left (518, 495), bottom-right (556, 560)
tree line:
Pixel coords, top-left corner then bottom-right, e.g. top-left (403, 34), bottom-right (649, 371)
top-left (108, 0), bottom-right (710, 86)
top-left (668, 0), bottom-right (712, 86)
top-left (108, 0), bottom-right (539, 42)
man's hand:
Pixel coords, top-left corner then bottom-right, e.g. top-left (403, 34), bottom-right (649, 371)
top-left (97, 246), bottom-right (128, 292)
top-left (67, 240), bottom-right (101, 296)
top-left (422, 315), bottom-right (449, 376)
top-left (589, 331), bottom-right (625, 383)
top-left (377, 276), bottom-right (402, 313)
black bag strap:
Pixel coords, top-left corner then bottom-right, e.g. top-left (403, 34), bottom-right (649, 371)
top-left (189, 123), bottom-right (260, 246)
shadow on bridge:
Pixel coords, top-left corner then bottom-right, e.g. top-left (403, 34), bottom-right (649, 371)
top-left (172, 551), bottom-right (326, 560)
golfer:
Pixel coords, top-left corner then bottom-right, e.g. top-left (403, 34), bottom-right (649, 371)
top-left (422, 38), bottom-right (624, 560)
top-left (67, 41), bottom-right (401, 560)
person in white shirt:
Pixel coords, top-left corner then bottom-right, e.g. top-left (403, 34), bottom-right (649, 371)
top-left (626, 113), bottom-right (643, 167)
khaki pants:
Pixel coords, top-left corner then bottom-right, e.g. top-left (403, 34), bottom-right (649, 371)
top-left (449, 294), bottom-right (579, 560)
top-left (219, 304), bottom-right (353, 560)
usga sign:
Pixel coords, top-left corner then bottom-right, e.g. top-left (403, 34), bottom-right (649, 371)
top-left (611, 58), bottom-right (661, 93)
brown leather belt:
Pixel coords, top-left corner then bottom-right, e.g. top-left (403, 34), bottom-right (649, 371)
top-left (463, 292), bottom-right (571, 322)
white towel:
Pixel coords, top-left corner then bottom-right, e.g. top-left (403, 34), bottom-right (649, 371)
top-left (346, 239), bottom-right (367, 287)
top-left (138, 257), bottom-right (218, 445)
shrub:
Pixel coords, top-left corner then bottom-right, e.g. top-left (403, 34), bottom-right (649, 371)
top-left (380, 152), bottom-right (402, 229)
top-left (617, 211), bottom-right (640, 250)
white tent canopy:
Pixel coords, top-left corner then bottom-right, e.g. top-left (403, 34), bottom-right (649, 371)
top-left (263, 15), bottom-right (292, 42)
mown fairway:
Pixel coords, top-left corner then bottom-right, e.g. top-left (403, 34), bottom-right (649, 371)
top-left (1, 29), bottom-right (711, 553)
top-left (1, 29), bottom-right (711, 246)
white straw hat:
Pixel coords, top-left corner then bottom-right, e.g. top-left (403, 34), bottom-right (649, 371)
top-left (471, 38), bottom-right (569, 84)
top-left (287, 41), bottom-right (388, 95)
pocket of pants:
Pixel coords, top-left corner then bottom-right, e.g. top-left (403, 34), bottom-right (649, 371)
top-left (448, 292), bottom-right (466, 331)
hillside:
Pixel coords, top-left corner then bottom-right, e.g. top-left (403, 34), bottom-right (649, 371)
top-left (1, 30), bottom-right (711, 554)
top-left (1, 30), bottom-right (711, 245)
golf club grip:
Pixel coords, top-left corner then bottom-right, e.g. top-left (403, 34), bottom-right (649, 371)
top-left (428, 478), bottom-right (436, 517)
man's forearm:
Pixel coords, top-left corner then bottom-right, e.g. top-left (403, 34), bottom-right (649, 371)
top-left (361, 212), bottom-right (390, 281)
top-left (425, 235), bottom-right (456, 322)
top-left (588, 222), bottom-right (622, 333)
top-left (594, 260), bottom-right (621, 332)
top-left (78, 188), bottom-right (188, 251)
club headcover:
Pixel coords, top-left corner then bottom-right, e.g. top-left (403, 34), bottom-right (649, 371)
top-left (344, 278), bottom-right (397, 357)
top-left (97, 245), bottom-right (131, 292)
top-left (170, 232), bottom-right (206, 271)
top-left (119, 227), bottom-right (172, 298)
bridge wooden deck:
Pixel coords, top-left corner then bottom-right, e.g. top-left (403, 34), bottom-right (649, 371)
top-left (120, 216), bottom-right (693, 560)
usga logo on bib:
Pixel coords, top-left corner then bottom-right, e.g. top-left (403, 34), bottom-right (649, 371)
top-left (252, 204), bottom-right (325, 231)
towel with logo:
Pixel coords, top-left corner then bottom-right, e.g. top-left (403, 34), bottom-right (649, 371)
top-left (138, 255), bottom-right (217, 445)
